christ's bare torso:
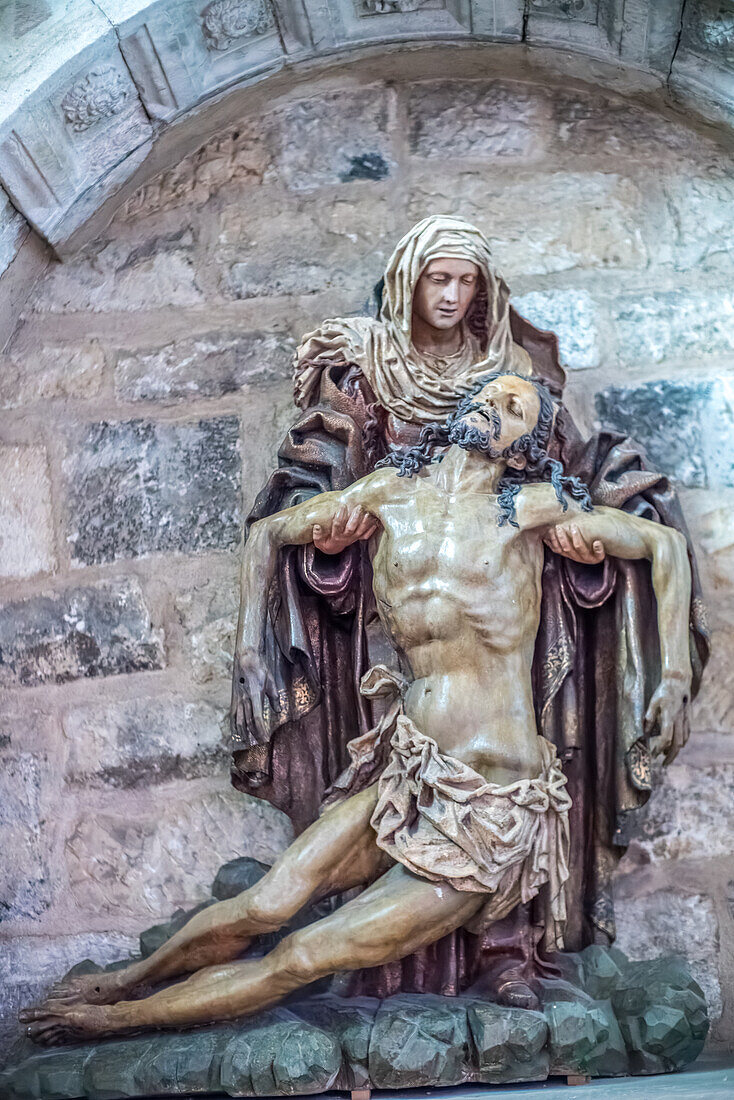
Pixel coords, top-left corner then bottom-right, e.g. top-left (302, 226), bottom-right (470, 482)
top-left (370, 470), bottom-right (545, 784)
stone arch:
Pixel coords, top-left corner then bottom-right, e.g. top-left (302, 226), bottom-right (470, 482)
top-left (1, 0), bottom-right (734, 266)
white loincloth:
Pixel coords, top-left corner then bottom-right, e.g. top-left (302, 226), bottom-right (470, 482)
top-left (323, 665), bottom-right (572, 951)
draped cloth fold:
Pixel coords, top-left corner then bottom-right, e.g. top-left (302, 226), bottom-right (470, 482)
top-left (293, 215), bottom-right (532, 424)
top-left (323, 665), bottom-right (572, 953)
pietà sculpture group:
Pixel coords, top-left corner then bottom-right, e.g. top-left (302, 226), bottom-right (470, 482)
top-left (17, 216), bottom-right (710, 1085)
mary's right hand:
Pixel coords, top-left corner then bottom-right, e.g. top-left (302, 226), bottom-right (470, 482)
top-left (313, 504), bottom-right (380, 554)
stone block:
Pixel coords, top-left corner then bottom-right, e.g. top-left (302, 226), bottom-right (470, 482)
top-left (0, 187), bottom-right (28, 278)
top-left (0, 932), bottom-right (136, 1058)
top-left (679, 491), bottom-right (734, 638)
top-left (550, 88), bottom-right (707, 161)
top-left (525, 0), bottom-right (615, 56)
top-left (543, 989), bottom-right (628, 1078)
top-left (227, 253), bottom-right (330, 301)
top-left (408, 169), bottom-right (646, 278)
top-left (369, 994), bottom-right (470, 1088)
top-left (594, 377), bottom-right (734, 489)
top-left (239, 380), bottom-right (305, 508)
top-left (408, 80), bottom-right (550, 160)
top-left (110, 0), bottom-right (289, 122)
top-left (86, 1029), bottom-right (233, 1097)
top-left (62, 695), bottom-right (227, 788)
top-left (620, 761), bottom-right (734, 864)
top-left (0, 445), bottom-right (56, 579)
top-left (219, 1010), bottom-right (342, 1095)
top-left (64, 415), bottom-right (241, 565)
top-left (611, 289), bottom-right (734, 367)
top-left (682, 487), bottom-right (734, 559)
top-left (0, 748), bottom-right (55, 922)
top-left (513, 290), bottom-right (600, 369)
top-left (64, 783), bottom-right (292, 922)
top-left (0, 578), bottom-right (164, 688)
top-left (173, 563), bottom-right (240, 685)
top-left (658, 175), bottom-right (734, 273)
top-left (268, 87), bottom-right (394, 192)
top-left (30, 229), bottom-right (203, 314)
top-left (220, 187), bottom-right (397, 303)
top-left (691, 641), bottom-right (734, 733)
top-left (115, 329), bottom-right (295, 403)
top-left (291, 995), bottom-right (379, 1090)
top-left (211, 855), bottom-right (271, 900)
top-left (2, 1046), bottom-right (92, 1100)
top-left (468, 1001), bottom-right (548, 1083)
top-left (1, 341), bottom-right (106, 409)
top-left (614, 890), bottom-right (722, 1019)
top-left (138, 900), bottom-right (215, 958)
top-left (122, 123), bottom-right (268, 221)
top-left (0, 8), bottom-right (153, 242)
top-left (612, 956), bottom-right (709, 1074)
top-left (309, 0), bottom-right (471, 46)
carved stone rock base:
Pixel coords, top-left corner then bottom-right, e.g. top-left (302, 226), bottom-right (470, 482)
top-left (1, 945), bottom-right (709, 1097)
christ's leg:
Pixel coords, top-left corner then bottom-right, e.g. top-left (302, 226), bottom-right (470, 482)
top-left (25, 865), bottom-right (485, 1044)
top-left (27, 784), bottom-right (387, 1010)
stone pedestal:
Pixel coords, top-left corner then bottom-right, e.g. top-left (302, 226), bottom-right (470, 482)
top-left (1, 870), bottom-right (709, 1100)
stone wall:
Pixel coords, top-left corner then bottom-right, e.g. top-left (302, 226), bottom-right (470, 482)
top-left (1, 65), bottom-right (734, 1054)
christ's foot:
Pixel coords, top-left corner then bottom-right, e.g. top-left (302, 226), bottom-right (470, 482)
top-left (19, 1002), bottom-right (112, 1046)
top-left (495, 976), bottom-right (540, 1012)
top-left (44, 968), bottom-right (135, 1006)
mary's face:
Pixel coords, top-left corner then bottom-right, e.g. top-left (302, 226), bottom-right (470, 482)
top-left (412, 258), bottom-right (479, 331)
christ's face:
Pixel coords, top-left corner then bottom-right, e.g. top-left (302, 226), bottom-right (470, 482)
top-left (455, 376), bottom-right (541, 453)
top-left (412, 258), bottom-right (479, 331)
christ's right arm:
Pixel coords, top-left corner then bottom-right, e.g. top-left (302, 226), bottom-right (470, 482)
top-left (236, 468), bottom-right (393, 735)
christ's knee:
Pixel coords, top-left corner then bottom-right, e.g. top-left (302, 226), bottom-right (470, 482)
top-left (272, 922), bottom-right (394, 990)
top-left (231, 869), bottom-right (312, 936)
top-left (272, 934), bottom-right (326, 988)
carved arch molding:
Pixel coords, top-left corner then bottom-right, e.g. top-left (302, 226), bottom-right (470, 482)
top-left (1, 0), bottom-right (733, 260)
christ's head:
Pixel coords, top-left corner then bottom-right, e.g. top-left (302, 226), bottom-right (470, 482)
top-left (377, 372), bottom-right (591, 526)
top-left (449, 374), bottom-right (545, 462)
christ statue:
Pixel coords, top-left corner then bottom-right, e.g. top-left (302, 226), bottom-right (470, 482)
top-left (229, 216), bottom-right (708, 1007)
top-left (22, 371), bottom-right (692, 1043)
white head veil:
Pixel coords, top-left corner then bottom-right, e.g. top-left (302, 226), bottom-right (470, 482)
top-left (295, 214), bottom-right (529, 424)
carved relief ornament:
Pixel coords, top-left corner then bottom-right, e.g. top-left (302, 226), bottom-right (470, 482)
top-left (358, 0), bottom-right (444, 14)
top-left (201, 0), bottom-right (274, 50)
top-left (60, 68), bottom-right (129, 132)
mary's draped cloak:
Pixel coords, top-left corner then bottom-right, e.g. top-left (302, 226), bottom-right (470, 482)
top-left (231, 216), bottom-right (709, 995)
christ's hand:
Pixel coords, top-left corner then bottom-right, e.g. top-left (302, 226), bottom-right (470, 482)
top-left (645, 675), bottom-right (691, 765)
top-left (544, 522), bottom-right (605, 565)
top-left (233, 646), bottom-right (280, 741)
top-left (313, 504), bottom-right (380, 555)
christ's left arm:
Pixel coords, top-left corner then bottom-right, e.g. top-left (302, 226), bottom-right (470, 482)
top-left (532, 499), bottom-right (693, 763)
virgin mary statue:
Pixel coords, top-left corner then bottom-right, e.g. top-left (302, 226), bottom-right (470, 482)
top-left (231, 215), bottom-right (708, 1005)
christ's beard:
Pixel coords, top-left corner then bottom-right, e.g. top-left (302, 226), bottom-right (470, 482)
top-left (447, 419), bottom-right (504, 457)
